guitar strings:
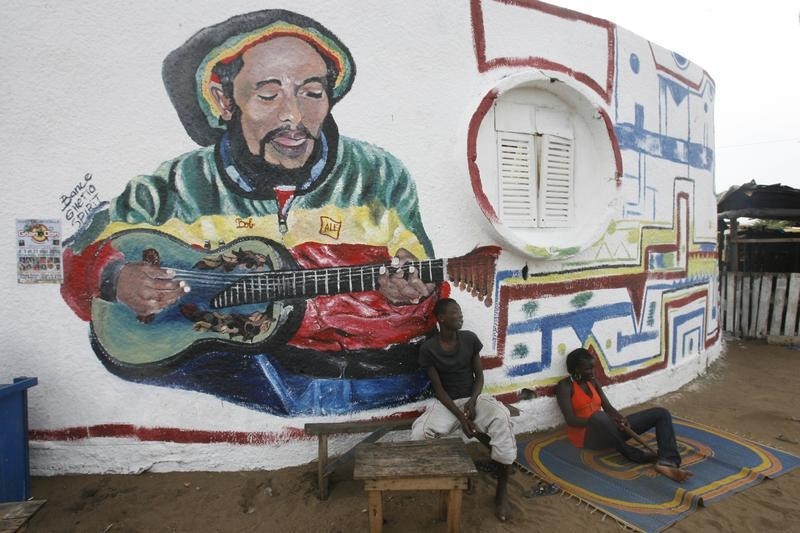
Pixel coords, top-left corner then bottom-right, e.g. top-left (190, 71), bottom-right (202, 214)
top-left (167, 256), bottom-right (491, 279)
top-left (166, 256), bottom-right (493, 296)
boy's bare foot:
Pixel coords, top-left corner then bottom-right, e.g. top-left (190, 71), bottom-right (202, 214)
top-left (494, 463), bottom-right (511, 521)
top-left (654, 463), bottom-right (693, 483)
top-left (495, 495), bottom-right (511, 522)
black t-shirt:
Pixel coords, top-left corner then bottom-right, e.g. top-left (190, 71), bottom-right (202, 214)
top-left (418, 330), bottom-right (483, 400)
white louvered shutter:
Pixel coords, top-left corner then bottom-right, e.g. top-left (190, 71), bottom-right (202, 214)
top-left (538, 134), bottom-right (574, 228)
top-left (497, 132), bottom-right (537, 228)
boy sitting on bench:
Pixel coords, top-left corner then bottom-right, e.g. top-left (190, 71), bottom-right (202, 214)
top-left (411, 298), bottom-right (516, 521)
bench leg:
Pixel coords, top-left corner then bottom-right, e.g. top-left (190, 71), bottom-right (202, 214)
top-left (367, 490), bottom-right (383, 533)
top-left (318, 434), bottom-right (329, 500)
top-left (446, 489), bottom-right (463, 533)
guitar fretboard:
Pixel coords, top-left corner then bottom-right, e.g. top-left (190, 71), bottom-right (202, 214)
top-left (210, 259), bottom-right (447, 308)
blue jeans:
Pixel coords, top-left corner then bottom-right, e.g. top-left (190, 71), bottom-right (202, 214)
top-left (583, 407), bottom-right (681, 467)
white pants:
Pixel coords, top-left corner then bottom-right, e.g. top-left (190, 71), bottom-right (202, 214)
top-left (410, 393), bottom-right (516, 465)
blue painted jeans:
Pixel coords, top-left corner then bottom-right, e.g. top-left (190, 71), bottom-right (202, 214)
top-left (583, 407), bottom-right (681, 467)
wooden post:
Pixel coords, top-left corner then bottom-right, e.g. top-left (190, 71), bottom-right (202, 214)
top-left (439, 490), bottom-right (449, 521)
top-left (742, 275), bottom-right (751, 337)
top-left (725, 273), bottom-right (736, 333)
top-left (755, 274), bottom-right (773, 338)
top-left (770, 274), bottom-right (788, 336)
top-left (367, 490), bottom-right (383, 533)
top-left (318, 434), bottom-right (329, 500)
top-left (785, 273), bottom-right (800, 336)
top-left (730, 218), bottom-right (739, 275)
top-left (734, 274), bottom-right (743, 336)
top-left (749, 275), bottom-right (760, 338)
top-left (446, 489), bottom-right (463, 533)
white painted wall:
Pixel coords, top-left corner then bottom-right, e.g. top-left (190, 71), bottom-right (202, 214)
top-left (0, 0), bottom-right (719, 474)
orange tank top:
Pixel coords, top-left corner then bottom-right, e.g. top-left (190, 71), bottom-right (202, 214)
top-left (566, 380), bottom-right (602, 448)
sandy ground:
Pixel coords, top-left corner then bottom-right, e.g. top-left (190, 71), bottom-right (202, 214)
top-left (25, 338), bottom-right (800, 533)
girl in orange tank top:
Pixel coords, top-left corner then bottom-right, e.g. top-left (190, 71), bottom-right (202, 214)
top-left (556, 348), bottom-right (691, 482)
top-left (566, 379), bottom-right (602, 447)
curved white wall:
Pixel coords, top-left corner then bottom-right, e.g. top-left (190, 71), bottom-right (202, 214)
top-left (0, 0), bottom-right (719, 474)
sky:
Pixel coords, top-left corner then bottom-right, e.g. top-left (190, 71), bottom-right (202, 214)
top-left (551, 0), bottom-right (800, 193)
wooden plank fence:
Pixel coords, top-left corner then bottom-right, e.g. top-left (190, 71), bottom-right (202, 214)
top-left (720, 272), bottom-right (800, 339)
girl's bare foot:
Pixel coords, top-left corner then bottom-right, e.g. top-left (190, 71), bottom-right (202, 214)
top-left (654, 463), bottom-right (693, 482)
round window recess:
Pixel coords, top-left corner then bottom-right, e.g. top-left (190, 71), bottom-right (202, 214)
top-left (469, 72), bottom-right (620, 260)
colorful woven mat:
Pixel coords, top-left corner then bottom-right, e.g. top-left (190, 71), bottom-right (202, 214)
top-left (517, 418), bottom-right (800, 532)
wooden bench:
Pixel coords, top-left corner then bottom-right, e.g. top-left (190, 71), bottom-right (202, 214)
top-left (304, 418), bottom-right (414, 500)
top-left (304, 403), bottom-right (519, 500)
top-left (353, 439), bottom-right (477, 533)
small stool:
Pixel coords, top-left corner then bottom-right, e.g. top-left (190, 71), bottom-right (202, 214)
top-left (353, 439), bottom-right (477, 533)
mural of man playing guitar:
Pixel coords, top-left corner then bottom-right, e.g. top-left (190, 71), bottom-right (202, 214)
top-left (61, 9), bottom-right (499, 416)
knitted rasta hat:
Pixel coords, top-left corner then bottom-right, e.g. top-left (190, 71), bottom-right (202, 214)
top-left (162, 9), bottom-right (355, 146)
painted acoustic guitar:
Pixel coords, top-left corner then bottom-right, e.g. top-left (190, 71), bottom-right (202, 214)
top-left (89, 229), bottom-right (501, 370)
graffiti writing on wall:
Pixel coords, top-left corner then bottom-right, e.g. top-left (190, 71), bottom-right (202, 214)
top-left (60, 173), bottom-right (102, 229)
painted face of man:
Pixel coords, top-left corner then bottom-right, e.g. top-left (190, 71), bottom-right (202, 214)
top-left (216, 36), bottom-right (331, 169)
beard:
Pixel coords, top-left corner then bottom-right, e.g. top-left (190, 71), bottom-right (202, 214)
top-left (225, 107), bottom-right (324, 196)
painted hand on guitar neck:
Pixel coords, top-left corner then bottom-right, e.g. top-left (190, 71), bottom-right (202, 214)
top-left (376, 248), bottom-right (435, 304)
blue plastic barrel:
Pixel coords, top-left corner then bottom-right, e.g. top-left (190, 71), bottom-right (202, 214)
top-left (0, 377), bottom-right (38, 503)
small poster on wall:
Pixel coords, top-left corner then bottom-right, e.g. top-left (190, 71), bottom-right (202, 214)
top-left (17, 219), bottom-right (63, 284)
